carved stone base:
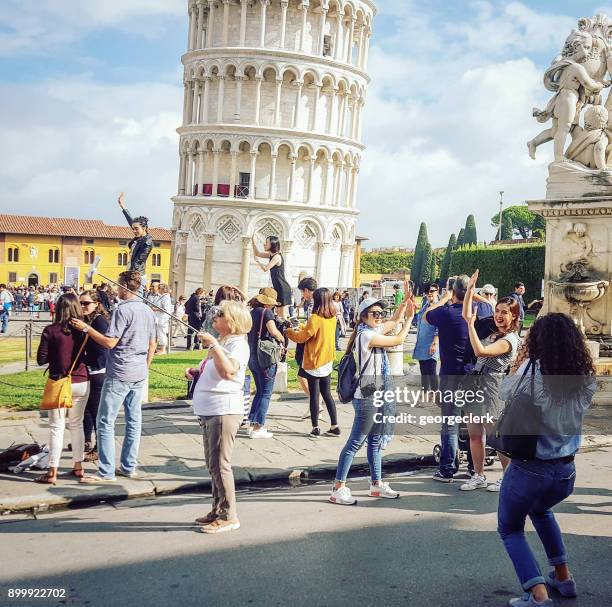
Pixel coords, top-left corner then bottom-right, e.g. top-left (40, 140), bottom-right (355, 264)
top-left (546, 160), bottom-right (612, 199)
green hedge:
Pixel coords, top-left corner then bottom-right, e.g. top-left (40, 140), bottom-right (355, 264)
top-left (361, 251), bottom-right (413, 274)
top-left (449, 243), bottom-right (545, 300)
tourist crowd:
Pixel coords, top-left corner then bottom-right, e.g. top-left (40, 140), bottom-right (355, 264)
top-left (14, 255), bottom-right (596, 607)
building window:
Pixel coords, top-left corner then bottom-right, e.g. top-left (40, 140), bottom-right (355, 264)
top-left (84, 249), bottom-right (95, 265)
top-left (237, 172), bottom-right (250, 198)
top-left (119, 240), bottom-right (127, 246)
top-left (49, 273), bottom-right (58, 284)
top-left (8, 272), bottom-right (17, 283)
top-left (8, 247), bottom-right (19, 262)
top-left (323, 35), bottom-right (332, 57)
top-left (48, 248), bottom-right (59, 263)
top-left (151, 273), bottom-right (161, 282)
top-left (117, 252), bottom-right (128, 266)
top-left (153, 241), bottom-right (161, 248)
top-left (85, 238), bottom-right (94, 244)
top-left (152, 253), bottom-right (162, 267)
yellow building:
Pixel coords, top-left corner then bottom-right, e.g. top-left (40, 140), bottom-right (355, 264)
top-left (0, 214), bottom-right (172, 287)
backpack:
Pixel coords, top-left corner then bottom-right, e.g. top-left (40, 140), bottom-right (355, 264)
top-left (336, 333), bottom-right (374, 404)
top-left (0, 443), bottom-right (43, 472)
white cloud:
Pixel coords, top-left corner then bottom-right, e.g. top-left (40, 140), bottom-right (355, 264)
top-left (0, 77), bottom-right (181, 227)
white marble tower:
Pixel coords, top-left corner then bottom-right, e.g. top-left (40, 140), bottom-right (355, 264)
top-left (171, 0), bottom-right (376, 297)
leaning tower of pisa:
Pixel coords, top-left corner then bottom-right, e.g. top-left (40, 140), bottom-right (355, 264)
top-left (171, 0), bottom-right (376, 297)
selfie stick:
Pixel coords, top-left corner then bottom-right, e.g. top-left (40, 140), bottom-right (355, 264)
top-left (86, 256), bottom-right (201, 333)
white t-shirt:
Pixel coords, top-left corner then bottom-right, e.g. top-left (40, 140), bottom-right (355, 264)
top-left (354, 326), bottom-right (384, 399)
top-left (192, 336), bottom-right (250, 417)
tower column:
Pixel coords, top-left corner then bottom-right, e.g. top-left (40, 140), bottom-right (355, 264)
top-left (254, 76), bottom-right (263, 125)
top-left (185, 150), bottom-right (194, 196)
top-left (230, 151), bottom-right (238, 197)
top-left (334, 160), bottom-right (343, 204)
top-left (293, 81), bottom-right (304, 129)
top-left (240, 237), bottom-right (251, 294)
top-left (357, 24), bottom-right (365, 67)
top-left (259, 0), bottom-right (270, 47)
top-left (274, 78), bottom-right (283, 126)
top-left (312, 83), bottom-right (321, 131)
top-left (307, 157), bottom-right (316, 204)
top-left (249, 150), bottom-right (258, 199)
top-left (197, 150), bottom-right (206, 195)
top-left (216, 75), bottom-right (225, 122)
top-left (212, 149), bottom-right (220, 195)
top-left (363, 30), bottom-right (371, 70)
top-left (191, 79), bottom-right (200, 124)
top-left (188, 6), bottom-right (195, 50)
top-left (178, 152), bottom-right (186, 194)
top-left (334, 14), bottom-right (343, 60)
top-left (299, 2), bottom-right (309, 52)
top-left (206, 0), bottom-right (216, 48)
top-left (197, 2), bottom-right (205, 49)
top-left (325, 159), bottom-right (334, 205)
top-left (222, 0), bottom-right (230, 45)
top-left (182, 82), bottom-right (189, 126)
top-left (318, 8), bottom-right (328, 55)
top-left (234, 75), bottom-right (244, 122)
top-left (280, 0), bottom-right (289, 48)
top-left (288, 154), bottom-right (297, 201)
top-left (346, 17), bottom-right (355, 63)
top-left (239, 0), bottom-right (248, 45)
top-left (200, 76), bottom-right (211, 123)
top-left (269, 153), bottom-right (278, 200)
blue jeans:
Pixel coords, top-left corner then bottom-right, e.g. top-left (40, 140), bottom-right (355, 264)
top-left (0, 308), bottom-right (7, 333)
top-left (248, 355), bottom-right (277, 426)
top-left (96, 377), bottom-right (145, 478)
top-left (335, 397), bottom-right (383, 483)
top-left (438, 375), bottom-right (462, 478)
top-left (498, 459), bottom-right (576, 590)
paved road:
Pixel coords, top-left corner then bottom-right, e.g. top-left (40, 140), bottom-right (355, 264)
top-left (1, 447), bottom-right (611, 607)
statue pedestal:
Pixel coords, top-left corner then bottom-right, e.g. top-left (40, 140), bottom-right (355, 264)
top-left (527, 168), bottom-right (612, 341)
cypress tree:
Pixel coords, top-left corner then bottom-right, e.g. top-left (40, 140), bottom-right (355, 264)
top-left (411, 222), bottom-right (429, 290)
top-left (420, 243), bottom-right (434, 285)
top-left (439, 233), bottom-right (456, 285)
top-left (457, 228), bottom-right (466, 248)
top-left (464, 214), bottom-right (478, 245)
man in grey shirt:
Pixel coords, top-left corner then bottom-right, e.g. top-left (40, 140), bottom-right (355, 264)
top-left (72, 271), bottom-right (156, 482)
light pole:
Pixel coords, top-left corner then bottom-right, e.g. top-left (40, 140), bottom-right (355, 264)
top-left (497, 190), bottom-right (504, 240)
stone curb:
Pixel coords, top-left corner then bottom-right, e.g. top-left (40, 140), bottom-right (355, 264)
top-left (0, 453), bottom-right (433, 515)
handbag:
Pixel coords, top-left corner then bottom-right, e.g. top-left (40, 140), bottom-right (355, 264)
top-left (256, 309), bottom-right (282, 370)
top-left (40, 335), bottom-right (89, 411)
top-left (486, 359), bottom-right (541, 460)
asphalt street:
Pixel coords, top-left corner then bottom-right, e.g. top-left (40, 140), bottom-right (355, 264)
top-left (1, 447), bottom-right (611, 607)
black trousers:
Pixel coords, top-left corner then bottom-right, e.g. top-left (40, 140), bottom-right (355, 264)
top-left (186, 316), bottom-right (203, 349)
top-left (419, 359), bottom-right (439, 392)
top-left (306, 374), bottom-right (338, 428)
top-left (83, 372), bottom-right (106, 445)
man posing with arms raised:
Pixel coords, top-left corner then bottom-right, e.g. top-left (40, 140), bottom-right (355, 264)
top-left (117, 192), bottom-right (153, 294)
top-left (425, 275), bottom-right (471, 482)
top-left (71, 271), bottom-right (157, 482)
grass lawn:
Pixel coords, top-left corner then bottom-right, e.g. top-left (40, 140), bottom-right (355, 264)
top-left (0, 336), bottom-right (40, 368)
top-left (0, 348), bottom-right (415, 411)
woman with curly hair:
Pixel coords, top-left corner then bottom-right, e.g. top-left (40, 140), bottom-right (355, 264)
top-left (496, 313), bottom-right (597, 607)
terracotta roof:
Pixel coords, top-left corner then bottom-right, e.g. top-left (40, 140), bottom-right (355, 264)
top-left (0, 214), bottom-right (172, 241)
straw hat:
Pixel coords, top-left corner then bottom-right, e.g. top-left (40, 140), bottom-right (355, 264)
top-left (254, 287), bottom-right (280, 306)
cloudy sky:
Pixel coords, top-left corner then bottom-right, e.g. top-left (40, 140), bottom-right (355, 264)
top-left (0, 0), bottom-right (608, 247)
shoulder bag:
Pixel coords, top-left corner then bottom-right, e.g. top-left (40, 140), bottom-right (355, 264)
top-left (336, 333), bottom-right (375, 403)
top-left (486, 359), bottom-right (541, 460)
top-left (40, 335), bottom-right (89, 411)
top-left (256, 309), bottom-right (282, 370)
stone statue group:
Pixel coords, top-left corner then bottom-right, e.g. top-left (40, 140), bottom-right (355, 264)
top-left (528, 13), bottom-right (612, 170)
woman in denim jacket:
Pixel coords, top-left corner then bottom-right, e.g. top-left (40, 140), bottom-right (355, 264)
top-left (496, 313), bottom-right (597, 607)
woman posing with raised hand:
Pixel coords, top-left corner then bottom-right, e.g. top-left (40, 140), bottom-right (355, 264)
top-left (330, 285), bottom-right (415, 506)
top-left (251, 235), bottom-right (292, 319)
top-left (460, 269), bottom-right (521, 493)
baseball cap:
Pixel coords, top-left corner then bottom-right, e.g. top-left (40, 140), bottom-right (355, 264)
top-left (357, 297), bottom-right (387, 317)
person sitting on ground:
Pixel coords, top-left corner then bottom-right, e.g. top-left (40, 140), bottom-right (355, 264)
top-left (496, 313), bottom-right (596, 607)
top-left (330, 290), bottom-right (415, 505)
top-left (189, 301), bottom-right (252, 534)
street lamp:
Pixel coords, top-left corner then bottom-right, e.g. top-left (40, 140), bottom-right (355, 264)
top-left (497, 191), bottom-right (504, 240)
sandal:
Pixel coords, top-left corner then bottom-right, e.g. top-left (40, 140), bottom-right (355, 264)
top-left (35, 473), bottom-right (57, 485)
top-left (72, 468), bottom-right (85, 479)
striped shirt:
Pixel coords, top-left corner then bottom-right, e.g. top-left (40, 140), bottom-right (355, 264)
top-left (476, 331), bottom-right (521, 373)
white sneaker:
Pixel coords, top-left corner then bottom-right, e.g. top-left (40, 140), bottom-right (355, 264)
top-left (329, 485), bottom-right (357, 505)
top-left (369, 481), bottom-right (400, 499)
top-left (250, 427), bottom-right (274, 439)
top-left (460, 474), bottom-right (487, 491)
top-left (486, 478), bottom-right (503, 492)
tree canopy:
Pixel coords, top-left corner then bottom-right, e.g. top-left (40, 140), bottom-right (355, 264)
top-left (491, 205), bottom-right (545, 239)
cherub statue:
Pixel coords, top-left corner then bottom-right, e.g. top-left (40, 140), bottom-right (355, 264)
top-left (527, 29), bottom-right (608, 162)
top-left (565, 104), bottom-right (609, 169)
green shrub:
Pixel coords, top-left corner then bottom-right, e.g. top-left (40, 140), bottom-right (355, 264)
top-left (449, 243), bottom-right (544, 300)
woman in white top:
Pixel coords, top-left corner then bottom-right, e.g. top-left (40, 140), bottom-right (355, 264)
top-left (186, 300), bottom-right (252, 534)
top-left (154, 283), bottom-right (173, 354)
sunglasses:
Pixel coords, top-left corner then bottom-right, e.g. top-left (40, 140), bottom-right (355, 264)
top-left (428, 290), bottom-right (438, 294)
top-left (211, 306), bottom-right (224, 319)
top-left (80, 301), bottom-right (95, 306)
top-left (367, 310), bottom-right (387, 319)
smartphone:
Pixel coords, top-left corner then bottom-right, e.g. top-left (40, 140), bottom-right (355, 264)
top-left (447, 276), bottom-right (457, 291)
